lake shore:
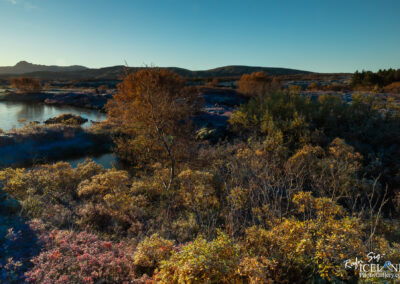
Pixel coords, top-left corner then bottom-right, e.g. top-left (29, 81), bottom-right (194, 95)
top-left (0, 123), bottom-right (113, 168)
top-left (0, 91), bottom-right (112, 110)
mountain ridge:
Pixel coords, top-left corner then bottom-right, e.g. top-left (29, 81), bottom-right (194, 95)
top-left (0, 61), bottom-right (312, 80)
top-left (0, 61), bottom-right (88, 75)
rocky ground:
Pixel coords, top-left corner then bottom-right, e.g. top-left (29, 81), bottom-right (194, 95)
top-left (194, 87), bottom-right (248, 142)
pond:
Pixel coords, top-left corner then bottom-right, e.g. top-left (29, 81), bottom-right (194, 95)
top-left (0, 101), bottom-right (107, 131)
top-left (0, 100), bottom-right (116, 169)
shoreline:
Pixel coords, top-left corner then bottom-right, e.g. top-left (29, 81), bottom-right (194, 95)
top-left (0, 124), bottom-right (113, 169)
top-left (0, 91), bottom-right (112, 111)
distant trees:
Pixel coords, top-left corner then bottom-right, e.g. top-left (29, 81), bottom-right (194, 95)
top-left (352, 68), bottom-right (400, 87)
top-left (106, 68), bottom-right (200, 188)
top-left (9, 77), bottom-right (42, 93)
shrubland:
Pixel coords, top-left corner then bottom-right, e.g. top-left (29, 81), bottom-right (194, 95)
top-left (9, 77), bottom-right (42, 93)
top-left (1, 69), bottom-right (400, 282)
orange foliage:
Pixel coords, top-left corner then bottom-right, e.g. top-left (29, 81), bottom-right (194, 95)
top-left (106, 68), bottom-right (200, 187)
top-left (10, 77), bottom-right (42, 93)
top-left (238, 71), bottom-right (280, 97)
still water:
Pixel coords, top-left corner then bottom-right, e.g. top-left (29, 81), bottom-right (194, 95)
top-left (0, 101), bottom-right (107, 131)
top-left (0, 101), bottom-right (117, 169)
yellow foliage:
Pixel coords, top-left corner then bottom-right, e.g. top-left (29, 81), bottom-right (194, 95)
top-left (244, 193), bottom-right (366, 282)
top-left (177, 169), bottom-right (219, 210)
top-left (133, 234), bottom-right (174, 271)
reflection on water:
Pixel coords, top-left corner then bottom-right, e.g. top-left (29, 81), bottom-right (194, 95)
top-left (0, 101), bottom-right (107, 131)
top-left (66, 153), bottom-right (118, 169)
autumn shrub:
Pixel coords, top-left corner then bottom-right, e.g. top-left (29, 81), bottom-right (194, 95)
top-left (133, 233), bottom-right (175, 275)
top-left (243, 192), bottom-right (365, 282)
top-left (206, 141), bottom-right (294, 235)
top-left (286, 138), bottom-right (365, 209)
top-left (383, 81), bottom-right (400, 93)
top-left (77, 169), bottom-right (147, 236)
top-left (0, 161), bottom-right (104, 228)
top-left (238, 71), bottom-right (280, 97)
top-left (229, 91), bottom-right (400, 212)
top-left (288, 85), bottom-right (302, 94)
top-left (106, 68), bottom-right (200, 188)
top-left (10, 77), bottom-right (42, 93)
top-left (25, 230), bottom-right (137, 283)
top-left (176, 169), bottom-right (221, 236)
top-left (306, 82), bottom-right (320, 91)
top-left (156, 232), bottom-right (241, 283)
top-left (229, 91), bottom-right (312, 150)
top-left (236, 256), bottom-right (276, 284)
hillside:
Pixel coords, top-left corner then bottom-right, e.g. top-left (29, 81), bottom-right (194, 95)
top-left (0, 61), bottom-right (88, 75)
top-left (0, 62), bottom-right (311, 81)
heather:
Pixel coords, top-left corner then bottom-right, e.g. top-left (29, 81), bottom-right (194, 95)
top-left (1, 69), bottom-right (400, 283)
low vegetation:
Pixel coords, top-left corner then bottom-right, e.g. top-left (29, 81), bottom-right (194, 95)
top-left (1, 69), bottom-right (400, 282)
top-left (9, 77), bottom-right (42, 93)
top-left (44, 114), bottom-right (88, 125)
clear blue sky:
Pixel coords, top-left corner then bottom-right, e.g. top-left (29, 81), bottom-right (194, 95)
top-left (0, 0), bottom-right (399, 72)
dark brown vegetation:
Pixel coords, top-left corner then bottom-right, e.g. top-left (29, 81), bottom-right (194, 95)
top-left (9, 77), bottom-right (42, 93)
top-left (352, 68), bottom-right (400, 88)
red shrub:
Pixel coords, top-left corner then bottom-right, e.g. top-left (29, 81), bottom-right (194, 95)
top-left (25, 230), bottom-right (139, 283)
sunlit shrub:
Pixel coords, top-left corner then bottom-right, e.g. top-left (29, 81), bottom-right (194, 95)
top-left (77, 169), bottom-right (145, 235)
top-left (236, 256), bottom-right (276, 284)
top-left (156, 232), bottom-right (241, 283)
top-left (238, 71), bottom-right (280, 97)
top-left (177, 169), bottom-right (220, 211)
top-left (243, 192), bottom-right (365, 282)
top-left (0, 161), bottom-right (105, 228)
top-left (133, 233), bottom-right (174, 275)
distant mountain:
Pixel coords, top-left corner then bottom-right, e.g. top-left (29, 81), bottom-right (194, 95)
top-left (191, 65), bottom-right (310, 77)
top-left (0, 62), bottom-right (311, 80)
top-left (0, 61), bottom-right (88, 75)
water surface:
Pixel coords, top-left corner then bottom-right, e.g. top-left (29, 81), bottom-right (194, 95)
top-left (0, 101), bottom-right (106, 131)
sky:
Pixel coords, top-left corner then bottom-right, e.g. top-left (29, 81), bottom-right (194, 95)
top-left (0, 0), bottom-right (399, 73)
